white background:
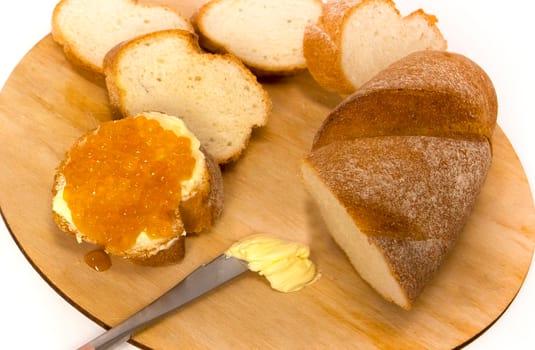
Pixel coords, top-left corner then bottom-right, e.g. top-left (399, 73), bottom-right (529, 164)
top-left (1, 1), bottom-right (533, 349)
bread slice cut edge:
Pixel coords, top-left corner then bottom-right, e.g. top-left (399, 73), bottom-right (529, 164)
top-left (103, 29), bottom-right (272, 164)
top-left (301, 160), bottom-right (411, 309)
top-left (51, 0), bottom-right (193, 75)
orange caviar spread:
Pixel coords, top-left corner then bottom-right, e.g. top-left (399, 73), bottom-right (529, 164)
top-left (62, 116), bottom-right (196, 252)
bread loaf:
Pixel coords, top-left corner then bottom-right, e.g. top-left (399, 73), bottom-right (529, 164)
top-left (52, 112), bottom-right (224, 266)
top-left (52, 0), bottom-right (192, 75)
top-left (301, 50), bottom-right (497, 309)
top-left (193, 0), bottom-right (323, 76)
top-left (303, 0), bottom-right (447, 95)
top-left (104, 29), bottom-right (272, 164)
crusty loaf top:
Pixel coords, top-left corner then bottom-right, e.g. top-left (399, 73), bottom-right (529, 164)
top-left (313, 51), bottom-right (498, 149)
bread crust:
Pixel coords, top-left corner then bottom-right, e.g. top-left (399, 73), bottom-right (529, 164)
top-left (180, 147), bottom-right (224, 233)
top-left (303, 0), bottom-right (447, 94)
top-left (313, 51), bottom-right (498, 150)
top-left (303, 0), bottom-right (360, 94)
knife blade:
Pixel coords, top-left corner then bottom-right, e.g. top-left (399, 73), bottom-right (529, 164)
top-left (77, 254), bottom-right (249, 350)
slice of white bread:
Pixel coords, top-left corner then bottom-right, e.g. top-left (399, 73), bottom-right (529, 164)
top-left (104, 29), bottom-right (272, 164)
top-left (193, 0), bottom-right (323, 75)
top-left (301, 51), bottom-right (497, 309)
top-left (51, 0), bottom-right (192, 75)
top-left (303, 0), bottom-right (447, 94)
top-left (52, 112), bottom-right (224, 266)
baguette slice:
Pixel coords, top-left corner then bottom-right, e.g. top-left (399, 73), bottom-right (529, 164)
top-left (52, 0), bottom-right (192, 75)
top-left (104, 29), bottom-right (272, 164)
top-left (193, 0), bottom-right (322, 76)
top-left (52, 112), bottom-right (223, 266)
top-left (303, 0), bottom-right (447, 94)
top-left (302, 137), bottom-right (492, 309)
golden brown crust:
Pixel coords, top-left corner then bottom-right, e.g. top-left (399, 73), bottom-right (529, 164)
top-left (180, 148), bottom-right (224, 233)
top-left (313, 51), bottom-right (498, 150)
top-left (128, 236), bottom-right (186, 266)
top-left (303, 0), bottom-right (359, 94)
top-left (103, 39), bottom-right (132, 118)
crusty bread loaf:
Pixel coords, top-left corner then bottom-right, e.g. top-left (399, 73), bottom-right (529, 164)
top-left (104, 29), bottom-right (272, 164)
top-left (52, 112), bottom-right (224, 266)
top-left (193, 0), bottom-right (322, 76)
top-left (301, 51), bottom-right (497, 309)
top-left (303, 0), bottom-right (447, 95)
top-left (51, 0), bottom-right (192, 75)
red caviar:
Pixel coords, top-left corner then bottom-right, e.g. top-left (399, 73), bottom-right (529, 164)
top-left (62, 116), bottom-right (195, 252)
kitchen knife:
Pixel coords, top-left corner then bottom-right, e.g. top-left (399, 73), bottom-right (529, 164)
top-left (77, 254), bottom-right (249, 350)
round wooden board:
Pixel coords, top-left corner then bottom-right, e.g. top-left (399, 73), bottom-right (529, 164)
top-left (1, 33), bottom-right (535, 350)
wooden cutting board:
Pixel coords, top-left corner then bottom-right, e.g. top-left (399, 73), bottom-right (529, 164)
top-left (1, 2), bottom-right (535, 349)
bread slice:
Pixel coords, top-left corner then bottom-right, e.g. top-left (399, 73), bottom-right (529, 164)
top-left (302, 137), bottom-right (491, 309)
top-left (303, 0), bottom-right (447, 94)
top-left (52, 112), bottom-right (224, 266)
top-left (193, 0), bottom-right (323, 76)
top-left (104, 29), bottom-right (272, 164)
top-left (301, 50), bottom-right (497, 309)
top-left (51, 0), bottom-right (192, 75)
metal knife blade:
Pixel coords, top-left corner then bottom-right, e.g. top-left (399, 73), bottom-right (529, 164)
top-left (77, 254), bottom-right (249, 350)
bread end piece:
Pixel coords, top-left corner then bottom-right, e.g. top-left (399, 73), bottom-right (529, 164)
top-left (302, 136), bottom-right (492, 309)
top-left (303, 0), bottom-right (447, 94)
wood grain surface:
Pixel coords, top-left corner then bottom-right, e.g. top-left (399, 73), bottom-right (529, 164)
top-left (1, 1), bottom-right (534, 349)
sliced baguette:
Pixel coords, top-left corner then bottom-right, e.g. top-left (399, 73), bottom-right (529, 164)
top-left (303, 0), bottom-right (447, 94)
top-left (52, 112), bottom-right (224, 266)
top-left (104, 29), bottom-right (272, 164)
top-left (193, 0), bottom-right (323, 76)
top-left (52, 0), bottom-right (192, 75)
